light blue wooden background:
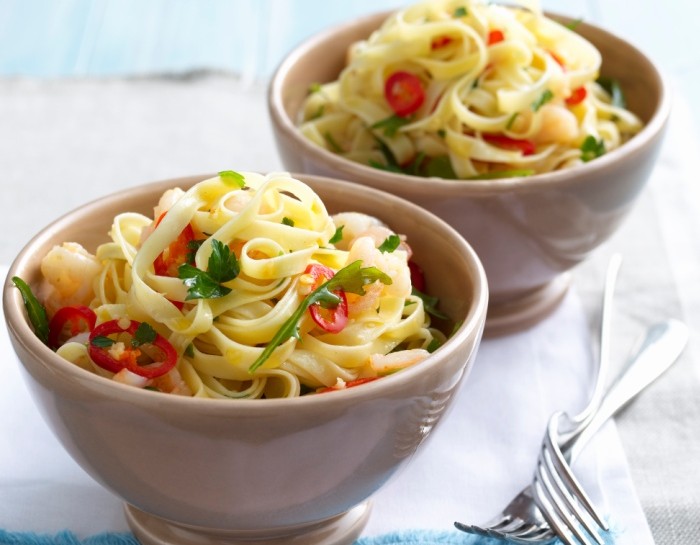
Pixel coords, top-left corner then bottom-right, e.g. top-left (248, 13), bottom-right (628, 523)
top-left (0, 1), bottom-right (697, 126)
top-left (0, 1), bottom-right (696, 92)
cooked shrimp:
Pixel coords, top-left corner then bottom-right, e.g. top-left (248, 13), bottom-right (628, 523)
top-left (153, 188), bottom-right (186, 219)
top-left (533, 104), bottom-right (579, 144)
top-left (40, 242), bottom-right (102, 314)
top-left (346, 236), bottom-right (411, 300)
top-left (370, 349), bottom-right (430, 373)
top-left (332, 212), bottom-right (412, 257)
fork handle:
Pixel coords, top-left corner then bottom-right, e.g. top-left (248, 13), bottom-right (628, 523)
top-left (560, 319), bottom-right (688, 462)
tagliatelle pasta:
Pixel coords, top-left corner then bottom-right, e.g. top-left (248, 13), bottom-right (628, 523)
top-left (29, 172), bottom-right (445, 399)
top-left (298, 0), bottom-right (643, 179)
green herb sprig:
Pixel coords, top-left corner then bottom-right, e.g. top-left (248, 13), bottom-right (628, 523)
top-left (178, 239), bottom-right (240, 300)
top-left (12, 277), bottom-right (49, 345)
top-left (249, 261), bottom-right (391, 372)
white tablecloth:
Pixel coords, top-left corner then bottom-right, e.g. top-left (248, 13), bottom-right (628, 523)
top-left (1, 265), bottom-right (653, 544)
top-left (1, 73), bottom-right (699, 543)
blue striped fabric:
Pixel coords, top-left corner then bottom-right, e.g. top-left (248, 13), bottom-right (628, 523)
top-left (0, 528), bottom-right (618, 545)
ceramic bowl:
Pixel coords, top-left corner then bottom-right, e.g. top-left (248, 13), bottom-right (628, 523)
top-left (3, 173), bottom-right (488, 545)
top-left (268, 10), bottom-right (670, 335)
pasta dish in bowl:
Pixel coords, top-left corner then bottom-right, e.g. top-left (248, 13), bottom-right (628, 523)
top-left (3, 171), bottom-right (487, 545)
top-left (268, 0), bottom-right (670, 335)
top-left (297, 0), bottom-right (642, 179)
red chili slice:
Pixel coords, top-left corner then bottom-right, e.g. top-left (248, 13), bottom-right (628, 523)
top-left (48, 305), bottom-right (97, 349)
top-left (487, 29), bottom-right (504, 45)
top-left (565, 86), bottom-right (587, 106)
top-left (483, 133), bottom-right (536, 156)
top-left (153, 212), bottom-right (196, 277)
top-left (431, 35), bottom-right (453, 49)
top-left (305, 264), bottom-right (349, 334)
top-left (88, 319), bottom-right (178, 379)
top-left (408, 261), bottom-right (426, 293)
top-left (549, 50), bottom-right (566, 69)
top-left (384, 71), bottom-right (426, 117)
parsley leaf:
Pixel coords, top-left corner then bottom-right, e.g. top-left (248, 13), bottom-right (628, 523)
top-left (426, 338), bottom-right (442, 353)
top-left (91, 336), bottom-right (115, 348)
top-left (378, 234), bottom-right (401, 253)
top-left (412, 287), bottom-right (449, 320)
top-left (282, 217), bottom-right (295, 227)
top-left (218, 170), bottom-right (246, 188)
top-left (531, 89), bottom-right (554, 112)
top-left (371, 115), bottom-right (411, 137)
top-left (425, 156), bottom-right (458, 179)
top-left (596, 77), bottom-right (626, 109)
top-left (324, 132), bottom-right (343, 152)
top-left (178, 239), bottom-right (240, 300)
top-left (11, 277), bottom-right (50, 345)
top-left (467, 169), bottom-right (535, 180)
top-left (329, 225), bottom-right (344, 244)
top-left (184, 343), bottom-right (195, 358)
top-left (248, 261), bottom-right (391, 372)
top-left (565, 17), bottom-right (583, 30)
top-left (580, 135), bottom-right (605, 162)
top-left (131, 322), bottom-right (157, 348)
top-left (309, 82), bottom-right (322, 94)
top-left (454, 6), bottom-right (468, 17)
top-left (506, 112), bottom-right (519, 130)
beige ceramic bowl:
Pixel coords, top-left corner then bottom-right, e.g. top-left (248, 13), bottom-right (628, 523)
top-left (4, 173), bottom-right (487, 545)
top-left (268, 10), bottom-right (671, 336)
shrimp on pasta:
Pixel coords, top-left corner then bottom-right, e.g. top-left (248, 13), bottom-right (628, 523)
top-left (298, 0), bottom-right (642, 179)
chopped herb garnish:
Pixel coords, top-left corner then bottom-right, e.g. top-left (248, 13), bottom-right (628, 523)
top-left (218, 170), bottom-right (246, 188)
top-left (437, 129), bottom-right (447, 138)
top-left (531, 89), bottom-right (554, 112)
top-left (453, 6), bottom-right (468, 17)
top-left (378, 234), bottom-right (401, 253)
top-left (329, 225), bottom-right (344, 244)
top-left (324, 132), bottom-right (343, 152)
top-left (370, 114), bottom-right (412, 138)
top-left (131, 322), bottom-right (157, 348)
top-left (596, 77), bottom-right (626, 109)
top-left (506, 112), bottom-right (519, 130)
top-left (186, 239), bottom-right (205, 264)
top-left (412, 287), bottom-right (449, 320)
top-left (309, 82), bottom-right (322, 94)
top-left (90, 336), bottom-right (115, 348)
top-left (565, 17), bottom-right (583, 30)
top-left (580, 135), bottom-right (605, 162)
top-left (249, 261), bottom-right (391, 372)
top-left (11, 277), bottom-right (49, 345)
top-left (467, 169), bottom-right (535, 180)
top-left (178, 239), bottom-right (240, 300)
top-left (310, 104), bottom-right (325, 120)
top-left (369, 160), bottom-right (405, 174)
top-left (426, 338), bottom-right (442, 353)
top-left (282, 217), bottom-right (295, 227)
top-left (184, 343), bottom-right (195, 358)
top-left (425, 155), bottom-right (458, 179)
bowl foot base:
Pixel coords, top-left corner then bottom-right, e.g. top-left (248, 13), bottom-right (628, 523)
top-left (485, 273), bottom-right (571, 337)
top-left (124, 501), bottom-right (372, 545)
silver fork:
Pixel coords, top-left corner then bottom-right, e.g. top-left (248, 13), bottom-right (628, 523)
top-left (454, 256), bottom-right (688, 542)
top-left (530, 318), bottom-right (689, 544)
top-left (455, 318), bottom-right (688, 543)
top-left (454, 254), bottom-right (621, 542)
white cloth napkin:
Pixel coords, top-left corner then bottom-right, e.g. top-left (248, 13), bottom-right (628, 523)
top-left (0, 265), bottom-right (653, 543)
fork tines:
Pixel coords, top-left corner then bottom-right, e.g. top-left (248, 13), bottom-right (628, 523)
top-left (532, 413), bottom-right (609, 545)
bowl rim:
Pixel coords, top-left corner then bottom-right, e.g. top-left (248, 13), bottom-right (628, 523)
top-left (268, 8), bottom-right (672, 196)
top-left (3, 172), bottom-right (488, 413)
